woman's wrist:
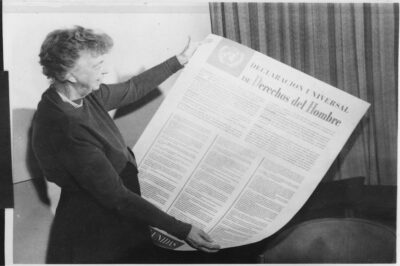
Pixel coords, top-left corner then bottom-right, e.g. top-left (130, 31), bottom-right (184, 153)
top-left (176, 54), bottom-right (189, 66)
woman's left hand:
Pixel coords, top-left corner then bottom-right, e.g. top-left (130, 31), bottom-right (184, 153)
top-left (176, 36), bottom-right (200, 66)
top-left (185, 225), bottom-right (220, 253)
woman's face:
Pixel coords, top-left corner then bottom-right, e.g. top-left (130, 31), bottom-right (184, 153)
top-left (68, 50), bottom-right (107, 97)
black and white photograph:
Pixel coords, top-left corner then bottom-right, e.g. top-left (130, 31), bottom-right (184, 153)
top-left (2, 0), bottom-right (398, 264)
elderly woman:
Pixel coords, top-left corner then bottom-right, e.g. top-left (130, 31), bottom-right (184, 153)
top-left (32, 26), bottom-right (219, 264)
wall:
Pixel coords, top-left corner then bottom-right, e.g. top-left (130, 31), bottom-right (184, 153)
top-left (4, 1), bottom-right (212, 263)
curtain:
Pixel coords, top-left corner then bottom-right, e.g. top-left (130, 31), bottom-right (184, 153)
top-left (209, 3), bottom-right (398, 185)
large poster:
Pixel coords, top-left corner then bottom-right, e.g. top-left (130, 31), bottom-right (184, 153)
top-left (133, 34), bottom-right (370, 250)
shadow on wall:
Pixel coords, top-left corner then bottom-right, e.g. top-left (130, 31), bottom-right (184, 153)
top-left (27, 126), bottom-right (50, 205)
top-left (12, 108), bottom-right (53, 264)
top-left (113, 78), bottom-right (162, 119)
top-left (13, 108), bottom-right (50, 205)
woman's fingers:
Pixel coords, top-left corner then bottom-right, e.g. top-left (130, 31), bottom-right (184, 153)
top-left (177, 36), bottom-right (202, 65)
top-left (199, 229), bottom-right (213, 242)
top-left (199, 231), bottom-right (220, 252)
top-left (198, 245), bottom-right (220, 253)
top-left (186, 226), bottom-right (221, 253)
top-left (181, 36), bottom-right (191, 54)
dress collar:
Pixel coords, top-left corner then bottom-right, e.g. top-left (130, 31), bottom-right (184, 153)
top-left (56, 91), bottom-right (83, 108)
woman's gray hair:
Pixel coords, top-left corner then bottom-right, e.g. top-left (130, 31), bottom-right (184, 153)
top-left (39, 26), bottom-right (113, 81)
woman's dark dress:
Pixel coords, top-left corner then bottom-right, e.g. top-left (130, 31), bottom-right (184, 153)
top-left (32, 57), bottom-right (191, 263)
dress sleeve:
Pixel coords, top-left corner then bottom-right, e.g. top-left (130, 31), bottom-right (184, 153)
top-left (95, 56), bottom-right (183, 111)
top-left (52, 122), bottom-right (191, 240)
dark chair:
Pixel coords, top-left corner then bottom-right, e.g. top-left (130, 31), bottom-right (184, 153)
top-left (259, 218), bottom-right (396, 263)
